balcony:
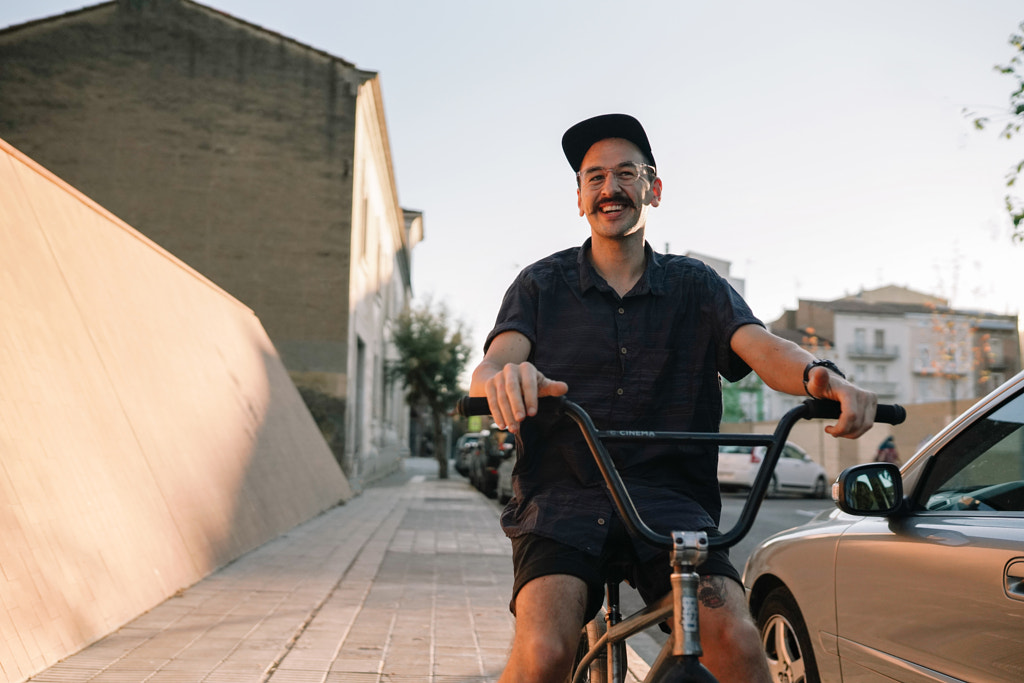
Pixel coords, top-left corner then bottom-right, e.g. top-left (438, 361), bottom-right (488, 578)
top-left (913, 361), bottom-right (968, 377)
top-left (846, 344), bottom-right (900, 360)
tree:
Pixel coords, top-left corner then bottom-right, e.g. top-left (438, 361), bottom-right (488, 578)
top-left (386, 300), bottom-right (471, 479)
top-left (969, 20), bottom-right (1024, 243)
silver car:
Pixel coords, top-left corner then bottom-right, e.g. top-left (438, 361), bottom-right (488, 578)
top-left (744, 370), bottom-right (1024, 682)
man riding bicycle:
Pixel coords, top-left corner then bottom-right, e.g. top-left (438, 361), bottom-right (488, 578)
top-left (470, 113), bottom-right (878, 683)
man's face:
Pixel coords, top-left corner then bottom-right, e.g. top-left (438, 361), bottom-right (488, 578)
top-left (576, 138), bottom-right (661, 241)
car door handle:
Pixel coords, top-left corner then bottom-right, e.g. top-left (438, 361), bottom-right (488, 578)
top-left (1005, 559), bottom-right (1024, 602)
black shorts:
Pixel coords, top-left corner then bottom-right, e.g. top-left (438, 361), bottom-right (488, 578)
top-left (509, 516), bottom-right (741, 623)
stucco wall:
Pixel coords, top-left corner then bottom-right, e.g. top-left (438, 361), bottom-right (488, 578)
top-left (0, 137), bottom-right (352, 683)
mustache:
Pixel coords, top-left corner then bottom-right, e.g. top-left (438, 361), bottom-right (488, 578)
top-left (594, 194), bottom-right (635, 210)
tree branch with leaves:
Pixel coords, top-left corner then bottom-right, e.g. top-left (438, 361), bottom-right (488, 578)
top-left (386, 300), bottom-right (471, 479)
top-left (969, 20), bottom-right (1024, 243)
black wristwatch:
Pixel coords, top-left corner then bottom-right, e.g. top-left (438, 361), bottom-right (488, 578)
top-left (803, 359), bottom-right (846, 398)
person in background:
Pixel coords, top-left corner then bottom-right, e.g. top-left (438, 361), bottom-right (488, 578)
top-left (875, 435), bottom-right (900, 465)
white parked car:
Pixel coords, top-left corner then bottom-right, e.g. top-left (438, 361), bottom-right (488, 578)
top-left (718, 441), bottom-right (828, 498)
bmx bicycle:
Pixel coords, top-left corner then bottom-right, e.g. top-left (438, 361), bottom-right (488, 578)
top-left (456, 395), bottom-right (905, 682)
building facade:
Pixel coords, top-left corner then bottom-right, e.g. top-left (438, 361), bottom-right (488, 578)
top-left (0, 0), bottom-right (421, 482)
top-left (764, 286), bottom-right (1021, 420)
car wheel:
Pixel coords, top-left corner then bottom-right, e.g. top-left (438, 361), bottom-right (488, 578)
top-left (757, 587), bottom-right (820, 683)
top-left (811, 476), bottom-right (827, 499)
top-left (766, 475), bottom-right (780, 499)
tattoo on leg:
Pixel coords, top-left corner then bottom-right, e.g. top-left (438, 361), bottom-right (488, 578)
top-left (698, 576), bottom-right (728, 610)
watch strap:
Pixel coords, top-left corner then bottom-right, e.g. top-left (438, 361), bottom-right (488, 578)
top-left (803, 359), bottom-right (846, 397)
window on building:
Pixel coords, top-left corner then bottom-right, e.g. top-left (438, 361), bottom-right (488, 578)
top-left (855, 364), bottom-right (868, 382)
top-left (855, 328), bottom-right (866, 350)
top-left (874, 329), bottom-right (885, 350)
top-left (355, 337), bottom-right (366, 460)
top-left (989, 337), bottom-right (1005, 366)
top-left (917, 344), bottom-right (931, 372)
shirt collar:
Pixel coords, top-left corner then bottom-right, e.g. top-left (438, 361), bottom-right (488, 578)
top-left (576, 238), bottom-right (666, 297)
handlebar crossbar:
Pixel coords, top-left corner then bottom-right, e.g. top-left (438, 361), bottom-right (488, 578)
top-left (454, 396), bottom-right (905, 551)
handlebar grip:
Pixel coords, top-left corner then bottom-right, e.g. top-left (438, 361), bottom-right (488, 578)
top-left (455, 396), bottom-right (491, 417)
top-left (455, 395), bottom-right (567, 418)
top-left (802, 399), bottom-right (906, 425)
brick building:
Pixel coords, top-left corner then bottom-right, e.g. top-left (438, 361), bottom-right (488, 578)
top-left (0, 0), bottom-right (422, 483)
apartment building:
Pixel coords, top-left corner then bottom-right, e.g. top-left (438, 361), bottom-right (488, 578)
top-left (765, 286), bottom-right (1020, 420)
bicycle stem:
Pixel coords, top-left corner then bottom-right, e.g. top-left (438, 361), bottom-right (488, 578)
top-left (670, 531), bottom-right (708, 658)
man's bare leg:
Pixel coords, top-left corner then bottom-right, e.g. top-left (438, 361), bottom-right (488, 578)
top-left (498, 574), bottom-right (589, 683)
top-left (696, 575), bottom-right (771, 683)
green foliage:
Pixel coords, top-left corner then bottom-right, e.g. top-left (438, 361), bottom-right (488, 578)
top-left (386, 300), bottom-right (471, 478)
top-left (969, 20), bottom-right (1024, 243)
top-left (297, 385), bottom-right (348, 473)
top-left (386, 300), bottom-right (471, 412)
top-left (721, 373), bottom-right (765, 423)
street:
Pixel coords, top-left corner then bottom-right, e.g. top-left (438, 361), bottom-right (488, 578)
top-left (621, 491), bottom-right (833, 661)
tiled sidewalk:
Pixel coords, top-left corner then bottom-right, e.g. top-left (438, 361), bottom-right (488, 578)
top-left (28, 459), bottom-right (650, 682)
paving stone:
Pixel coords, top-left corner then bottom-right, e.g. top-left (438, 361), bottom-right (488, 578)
top-left (22, 460), bottom-right (582, 683)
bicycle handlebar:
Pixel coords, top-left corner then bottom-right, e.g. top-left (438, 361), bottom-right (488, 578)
top-left (455, 396), bottom-right (905, 551)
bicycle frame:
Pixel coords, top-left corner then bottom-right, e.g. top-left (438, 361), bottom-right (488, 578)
top-left (562, 398), bottom-right (814, 683)
top-left (454, 396), bottom-right (904, 683)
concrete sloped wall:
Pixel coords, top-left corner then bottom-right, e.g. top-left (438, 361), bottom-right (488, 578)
top-left (0, 137), bottom-right (352, 683)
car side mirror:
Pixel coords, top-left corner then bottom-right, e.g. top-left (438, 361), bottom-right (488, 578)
top-left (833, 462), bottom-right (903, 516)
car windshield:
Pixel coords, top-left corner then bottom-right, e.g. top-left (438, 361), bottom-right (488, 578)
top-left (917, 389), bottom-right (1024, 512)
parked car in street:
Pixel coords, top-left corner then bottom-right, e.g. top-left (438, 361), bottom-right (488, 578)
top-left (468, 428), bottom-right (515, 498)
top-left (744, 370), bottom-right (1024, 683)
top-left (453, 432), bottom-right (483, 477)
top-left (496, 444), bottom-right (516, 504)
top-left (718, 441), bottom-right (828, 498)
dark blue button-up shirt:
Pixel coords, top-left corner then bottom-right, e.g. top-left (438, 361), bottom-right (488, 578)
top-left (484, 239), bottom-right (762, 560)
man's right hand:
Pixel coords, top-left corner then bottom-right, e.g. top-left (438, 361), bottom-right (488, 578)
top-left (484, 361), bottom-right (568, 432)
top-left (469, 332), bottom-right (568, 433)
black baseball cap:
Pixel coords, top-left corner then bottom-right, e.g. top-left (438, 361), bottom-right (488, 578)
top-left (561, 113), bottom-right (656, 173)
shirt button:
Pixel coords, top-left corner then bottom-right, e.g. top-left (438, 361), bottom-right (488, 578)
top-left (618, 307), bottom-right (625, 314)
top-left (616, 388), bottom-right (624, 395)
top-left (597, 518), bottom-right (606, 525)
top-left (620, 347), bottom-right (627, 355)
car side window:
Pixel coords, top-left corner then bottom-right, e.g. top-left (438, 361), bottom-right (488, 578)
top-left (915, 390), bottom-right (1024, 513)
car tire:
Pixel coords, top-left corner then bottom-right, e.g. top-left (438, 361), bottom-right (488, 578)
top-left (757, 587), bottom-right (820, 683)
top-left (766, 475), bottom-right (780, 499)
top-left (811, 476), bottom-right (827, 499)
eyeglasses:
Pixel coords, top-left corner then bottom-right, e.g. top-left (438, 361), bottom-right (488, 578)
top-left (577, 161), bottom-right (656, 190)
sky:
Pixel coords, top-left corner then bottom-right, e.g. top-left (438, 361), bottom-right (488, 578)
top-left (2, 1), bottom-right (1023, 372)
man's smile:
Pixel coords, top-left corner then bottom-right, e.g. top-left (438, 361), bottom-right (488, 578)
top-left (596, 195), bottom-right (634, 215)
